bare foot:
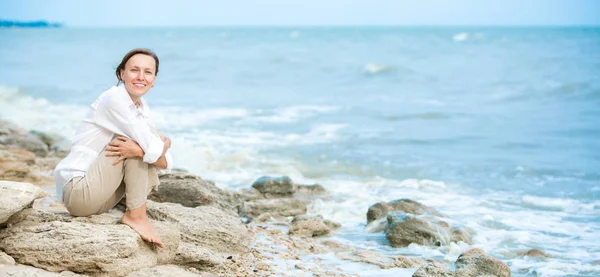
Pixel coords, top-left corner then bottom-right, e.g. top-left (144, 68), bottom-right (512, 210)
top-left (121, 212), bottom-right (164, 248)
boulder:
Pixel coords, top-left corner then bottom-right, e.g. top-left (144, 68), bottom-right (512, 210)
top-left (0, 250), bottom-right (15, 265)
top-left (27, 130), bottom-right (70, 152)
top-left (0, 217), bottom-right (180, 276)
top-left (0, 149), bottom-right (36, 180)
top-left (0, 134), bottom-right (49, 157)
top-left (516, 248), bottom-right (550, 259)
top-left (289, 215), bottom-right (336, 237)
top-left (244, 198), bottom-right (307, 218)
top-left (146, 201), bottom-right (252, 270)
top-left (367, 199), bottom-right (443, 224)
top-left (235, 188), bottom-right (264, 201)
top-left (295, 184), bottom-right (328, 196)
top-left (412, 260), bottom-right (455, 277)
top-left (251, 176), bottom-right (296, 198)
top-left (0, 181), bottom-right (46, 225)
top-left (454, 248), bottom-right (511, 277)
top-left (149, 172), bottom-right (243, 216)
top-left (385, 213), bottom-right (451, 247)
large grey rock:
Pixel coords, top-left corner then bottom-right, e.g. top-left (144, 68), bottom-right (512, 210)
top-left (27, 130), bottom-right (70, 153)
top-left (150, 172), bottom-right (243, 216)
top-left (385, 213), bottom-right (450, 247)
top-left (367, 199), bottom-right (443, 224)
top-left (251, 176), bottom-right (296, 198)
top-left (0, 181), bottom-right (47, 225)
top-left (146, 201), bottom-right (252, 269)
top-left (244, 198), bottom-right (307, 218)
top-left (0, 134), bottom-right (49, 157)
top-left (412, 261), bottom-right (455, 277)
top-left (295, 184), bottom-right (328, 196)
top-left (454, 248), bottom-right (511, 277)
top-left (0, 218), bottom-right (180, 276)
top-left (289, 215), bottom-right (338, 237)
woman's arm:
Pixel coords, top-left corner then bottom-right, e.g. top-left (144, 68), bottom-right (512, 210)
top-left (105, 135), bottom-right (171, 169)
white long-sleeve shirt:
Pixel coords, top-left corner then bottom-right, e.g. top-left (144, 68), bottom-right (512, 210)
top-left (54, 85), bottom-right (172, 201)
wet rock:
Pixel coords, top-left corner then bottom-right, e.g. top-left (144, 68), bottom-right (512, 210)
top-left (450, 227), bottom-right (475, 245)
top-left (289, 215), bottom-right (335, 237)
top-left (244, 198), bottom-right (307, 218)
top-left (0, 251), bottom-right (15, 265)
top-left (253, 212), bottom-right (289, 224)
top-left (454, 248), bottom-right (511, 277)
top-left (150, 172), bottom-right (243, 216)
top-left (337, 250), bottom-right (423, 269)
top-left (385, 213), bottom-right (451, 247)
top-left (324, 219), bottom-right (342, 230)
top-left (235, 188), bottom-right (264, 201)
top-left (0, 181), bottom-right (47, 225)
top-left (516, 248), bottom-right (550, 259)
top-left (28, 130), bottom-right (70, 153)
top-left (251, 176), bottom-right (296, 198)
top-left (126, 265), bottom-right (216, 277)
top-left (0, 134), bottom-right (49, 157)
top-left (412, 260), bottom-right (455, 277)
top-left (296, 184), bottom-right (328, 196)
top-left (367, 199), bottom-right (443, 224)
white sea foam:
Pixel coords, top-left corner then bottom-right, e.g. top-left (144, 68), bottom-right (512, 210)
top-left (452, 32), bottom-right (469, 42)
top-left (363, 63), bottom-right (394, 74)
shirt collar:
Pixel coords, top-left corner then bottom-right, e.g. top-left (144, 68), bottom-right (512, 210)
top-left (117, 85), bottom-right (149, 117)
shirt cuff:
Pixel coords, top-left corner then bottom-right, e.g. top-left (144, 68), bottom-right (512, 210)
top-left (142, 135), bottom-right (164, 164)
top-left (165, 151), bottom-right (173, 170)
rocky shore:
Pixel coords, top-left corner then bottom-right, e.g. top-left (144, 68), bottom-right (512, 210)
top-left (0, 119), bottom-right (522, 277)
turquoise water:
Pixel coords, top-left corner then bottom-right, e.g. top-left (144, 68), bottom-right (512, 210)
top-left (1, 27), bottom-right (599, 276)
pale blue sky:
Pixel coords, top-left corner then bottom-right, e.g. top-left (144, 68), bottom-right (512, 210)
top-left (1, 0), bottom-right (599, 27)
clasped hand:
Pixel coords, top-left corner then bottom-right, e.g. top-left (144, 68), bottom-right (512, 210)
top-left (104, 136), bottom-right (144, 165)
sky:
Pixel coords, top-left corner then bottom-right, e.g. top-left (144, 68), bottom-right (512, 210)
top-left (1, 0), bottom-right (599, 27)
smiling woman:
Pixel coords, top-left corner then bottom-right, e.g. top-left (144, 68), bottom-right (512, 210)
top-left (53, 48), bottom-right (172, 248)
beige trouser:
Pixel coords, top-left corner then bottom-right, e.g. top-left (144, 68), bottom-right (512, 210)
top-left (63, 141), bottom-right (159, 217)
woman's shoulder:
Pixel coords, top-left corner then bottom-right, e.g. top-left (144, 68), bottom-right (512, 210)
top-left (93, 86), bottom-right (129, 108)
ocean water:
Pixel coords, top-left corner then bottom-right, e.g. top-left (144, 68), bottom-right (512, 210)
top-left (1, 26), bottom-right (599, 276)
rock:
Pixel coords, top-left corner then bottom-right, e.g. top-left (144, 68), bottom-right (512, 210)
top-left (244, 198), bottom-right (307, 218)
top-left (146, 201), bottom-right (252, 270)
top-left (450, 227), bottom-right (475, 245)
top-left (27, 130), bottom-right (70, 152)
top-left (413, 261), bottom-right (455, 277)
top-left (150, 172), bottom-right (243, 216)
top-left (0, 181), bottom-right (47, 225)
top-left (0, 263), bottom-right (86, 276)
top-left (0, 134), bottom-right (49, 157)
top-left (126, 265), bottom-right (216, 277)
top-left (365, 217), bottom-right (388, 233)
top-left (235, 188), bottom-right (264, 201)
top-left (0, 251), bottom-right (15, 265)
top-left (337, 250), bottom-right (422, 269)
top-left (0, 219), bottom-right (179, 276)
top-left (251, 176), bottom-right (296, 198)
top-left (385, 213), bottom-right (450, 247)
top-left (296, 184), bottom-right (328, 196)
top-left (253, 212), bottom-right (289, 224)
top-left (0, 149), bottom-right (35, 180)
top-left (454, 248), bottom-right (511, 277)
top-left (324, 219), bottom-right (342, 230)
top-left (289, 215), bottom-right (333, 237)
top-left (367, 199), bottom-right (443, 224)
top-left (516, 248), bottom-right (550, 259)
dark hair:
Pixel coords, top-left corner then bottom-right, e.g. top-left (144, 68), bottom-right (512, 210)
top-left (115, 48), bottom-right (159, 85)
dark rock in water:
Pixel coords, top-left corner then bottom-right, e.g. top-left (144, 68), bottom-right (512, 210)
top-left (450, 226), bottom-right (475, 245)
top-left (150, 172), bottom-right (244, 216)
top-left (244, 198), bottom-right (307, 217)
top-left (454, 248), bottom-right (511, 277)
top-left (516, 248), bottom-right (550, 259)
top-left (296, 184), bottom-right (328, 196)
top-left (251, 176), bottom-right (296, 198)
top-left (0, 134), bottom-right (49, 157)
top-left (385, 213), bottom-right (451, 247)
top-left (289, 215), bottom-right (338, 237)
top-left (27, 130), bottom-right (70, 153)
top-left (412, 260), bottom-right (455, 277)
top-left (367, 199), bottom-right (443, 224)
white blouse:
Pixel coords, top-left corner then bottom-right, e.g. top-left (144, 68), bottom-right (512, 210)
top-left (54, 85), bottom-right (172, 201)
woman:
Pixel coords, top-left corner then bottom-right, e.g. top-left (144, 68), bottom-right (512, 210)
top-left (54, 48), bottom-right (172, 247)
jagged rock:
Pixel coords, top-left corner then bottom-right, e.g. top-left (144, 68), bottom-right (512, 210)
top-left (27, 130), bottom-right (70, 152)
top-left (516, 248), bottom-right (550, 259)
top-left (337, 250), bottom-right (423, 269)
top-left (450, 227), bottom-right (475, 245)
top-left (253, 212), bottom-right (289, 224)
top-left (0, 181), bottom-right (46, 225)
top-left (0, 218), bottom-right (180, 276)
top-left (244, 198), bottom-right (307, 218)
top-left (251, 176), bottom-right (296, 198)
top-left (0, 134), bottom-right (49, 157)
top-left (126, 265), bottom-right (216, 277)
top-left (149, 172), bottom-right (243, 216)
top-left (289, 215), bottom-right (335, 237)
top-left (0, 251), bottom-right (15, 265)
top-left (454, 248), bottom-right (511, 277)
top-left (367, 199), bottom-right (443, 224)
top-left (385, 213), bottom-right (450, 247)
top-left (146, 201), bottom-right (252, 270)
top-left (413, 261), bottom-right (455, 277)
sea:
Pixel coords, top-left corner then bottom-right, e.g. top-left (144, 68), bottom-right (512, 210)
top-left (0, 26), bottom-right (599, 276)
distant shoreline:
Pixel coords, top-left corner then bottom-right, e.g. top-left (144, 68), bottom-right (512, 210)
top-left (0, 20), bottom-right (62, 28)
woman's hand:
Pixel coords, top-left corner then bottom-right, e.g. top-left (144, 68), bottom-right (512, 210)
top-left (160, 134), bottom-right (172, 151)
top-left (105, 136), bottom-right (144, 166)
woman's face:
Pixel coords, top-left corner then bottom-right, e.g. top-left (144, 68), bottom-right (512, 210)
top-left (120, 54), bottom-right (157, 102)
